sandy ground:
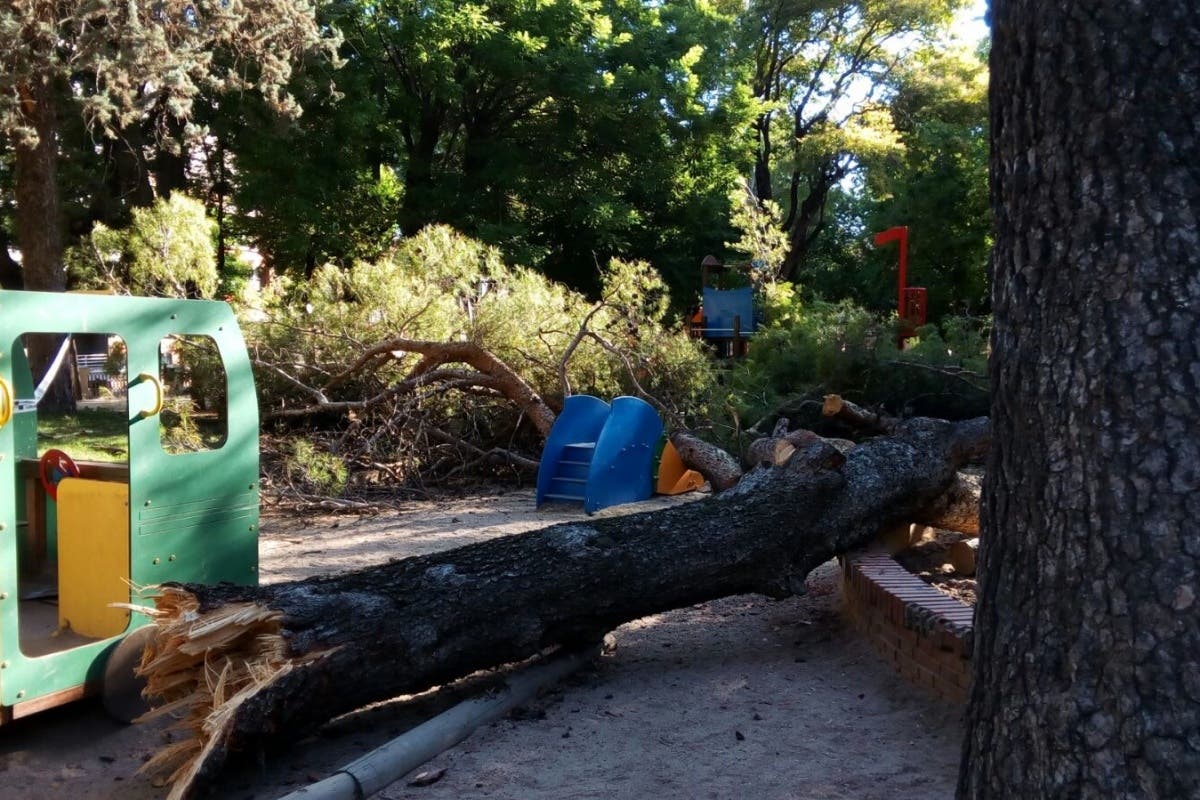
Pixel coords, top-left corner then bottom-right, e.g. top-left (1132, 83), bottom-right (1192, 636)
top-left (0, 488), bottom-right (964, 800)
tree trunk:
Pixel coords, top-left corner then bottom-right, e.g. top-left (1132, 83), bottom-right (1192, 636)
top-left (959, 3), bottom-right (1200, 797)
top-left (779, 159), bottom-right (845, 283)
top-left (13, 78), bottom-right (64, 293)
top-left (399, 117), bottom-right (442, 236)
top-left (13, 77), bottom-right (76, 412)
top-left (154, 117), bottom-right (190, 198)
top-left (752, 114), bottom-right (773, 202)
top-left (140, 417), bottom-right (987, 800)
top-left (913, 472), bottom-right (980, 536)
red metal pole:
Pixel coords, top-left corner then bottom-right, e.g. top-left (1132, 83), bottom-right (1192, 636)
top-left (873, 225), bottom-right (910, 349)
top-left (872, 225), bottom-right (909, 321)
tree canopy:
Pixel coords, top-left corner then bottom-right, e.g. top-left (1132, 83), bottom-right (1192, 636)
top-left (0, 0), bottom-right (337, 288)
top-left (1, 0), bottom-right (990, 321)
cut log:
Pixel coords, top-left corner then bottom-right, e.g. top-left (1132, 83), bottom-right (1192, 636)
top-left (745, 436), bottom-right (796, 468)
top-left (950, 537), bottom-right (979, 576)
top-left (745, 422), bottom-right (823, 468)
top-left (138, 417), bottom-right (988, 800)
top-left (821, 394), bottom-right (899, 433)
top-left (669, 430), bottom-right (743, 490)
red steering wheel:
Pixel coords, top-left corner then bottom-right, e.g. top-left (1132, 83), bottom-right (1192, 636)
top-left (39, 449), bottom-right (80, 501)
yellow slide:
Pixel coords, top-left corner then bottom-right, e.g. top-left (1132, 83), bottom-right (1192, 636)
top-left (656, 440), bottom-right (705, 495)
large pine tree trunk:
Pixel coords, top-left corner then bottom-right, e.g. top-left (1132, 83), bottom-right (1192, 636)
top-left (140, 417), bottom-right (986, 799)
top-left (959, 3), bottom-right (1200, 797)
top-left (14, 77), bottom-right (75, 412)
top-left (14, 77), bottom-right (64, 293)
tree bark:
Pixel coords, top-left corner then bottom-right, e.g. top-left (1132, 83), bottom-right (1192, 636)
top-left (669, 430), bottom-right (743, 491)
top-left (140, 417), bottom-right (987, 799)
top-left (960, 3), bottom-right (1200, 797)
top-left (779, 159), bottom-right (845, 283)
top-left (912, 472), bottom-right (980, 536)
top-left (13, 77), bottom-right (64, 293)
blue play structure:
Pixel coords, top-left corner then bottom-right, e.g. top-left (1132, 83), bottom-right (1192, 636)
top-left (690, 257), bottom-right (760, 358)
top-left (536, 395), bottom-right (664, 514)
top-left (700, 285), bottom-right (756, 339)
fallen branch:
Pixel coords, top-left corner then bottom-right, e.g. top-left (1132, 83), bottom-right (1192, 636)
top-left (887, 359), bottom-right (988, 392)
top-left (422, 426), bottom-right (540, 474)
top-left (263, 338), bottom-right (557, 439)
top-left (821, 394), bottom-right (899, 434)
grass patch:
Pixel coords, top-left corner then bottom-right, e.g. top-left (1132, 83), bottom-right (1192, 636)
top-left (37, 409), bottom-right (129, 462)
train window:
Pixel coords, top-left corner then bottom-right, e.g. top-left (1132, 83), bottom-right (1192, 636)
top-left (159, 335), bottom-right (228, 454)
top-left (11, 332), bottom-right (131, 656)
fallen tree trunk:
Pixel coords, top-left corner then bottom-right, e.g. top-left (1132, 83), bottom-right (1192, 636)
top-left (138, 417), bottom-right (988, 799)
top-left (913, 471), bottom-right (981, 535)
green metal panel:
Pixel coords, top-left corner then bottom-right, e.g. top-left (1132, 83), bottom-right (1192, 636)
top-left (0, 290), bottom-right (260, 707)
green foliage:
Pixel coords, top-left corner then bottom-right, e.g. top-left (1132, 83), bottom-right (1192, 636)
top-left (786, 44), bottom-right (990, 321)
top-left (0, 1), bottom-right (338, 147)
top-left (727, 180), bottom-right (789, 278)
top-left (67, 194), bottom-right (218, 297)
top-left (233, 0), bottom-right (754, 295)
top-left (757, 281), bottom-right (805, 328)
top-left (248, 227), bottom-right (714, 474)
top-left (724, 300), bottom-right (989, 444)
top-left (220, 63), bottom-right (403, 272)
top-left (862, 45), bottom-right (992, 317)
top-left (159, 397), bottom-right (206, 454)
top-left (285, 438), bottom-right (349, 497)
top-left (739, 0), bottom-right (969, 281)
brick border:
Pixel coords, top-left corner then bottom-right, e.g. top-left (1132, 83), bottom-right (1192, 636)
top-left (840, 552), bottom-right (974, 704)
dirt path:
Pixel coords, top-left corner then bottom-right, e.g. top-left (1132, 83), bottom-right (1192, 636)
top-left (0, 489), bottom-right (964, 800)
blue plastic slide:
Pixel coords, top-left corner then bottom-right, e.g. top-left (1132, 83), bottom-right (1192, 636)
top-left (535, 395), bottom-right (664, 514)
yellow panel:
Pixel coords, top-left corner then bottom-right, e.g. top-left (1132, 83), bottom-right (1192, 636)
top-left (57, 478), bottom-right (130, 639)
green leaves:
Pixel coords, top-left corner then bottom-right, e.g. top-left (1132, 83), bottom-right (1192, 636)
top-left (67, 193), bottom-right (218, 298)
top-left (1, 0), bottom-right (339, 146)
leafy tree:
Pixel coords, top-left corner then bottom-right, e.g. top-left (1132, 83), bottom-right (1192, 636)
top-left (740, 0), bottom-right (965, 281)
top-left (865, 44), bottom-right (990, 319)
top-left (0, 0), bottom-right (338, 291)
top-left (961, 1), bottom-right (1200, 796)
top-left (327, 0), bottom-right (753, 293)
top-left (67, 193), bottom-right (218, 297)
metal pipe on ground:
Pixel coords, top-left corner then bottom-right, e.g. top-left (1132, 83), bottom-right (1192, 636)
top-left (276, 644), bottom-right (601, 800)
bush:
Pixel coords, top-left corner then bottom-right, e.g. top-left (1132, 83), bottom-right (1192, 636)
top-left (67, 194), bottom-right (218, 298)
top-left (285, 438), bottom-right (349, 496)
